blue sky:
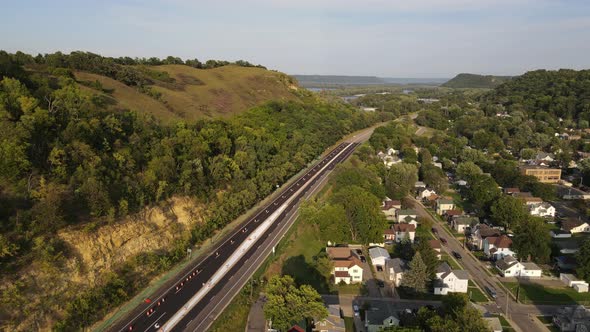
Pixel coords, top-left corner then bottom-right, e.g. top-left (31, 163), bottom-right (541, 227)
top-left (1, 0), bottom-right (589, 77)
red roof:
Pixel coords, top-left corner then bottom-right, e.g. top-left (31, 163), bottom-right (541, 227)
top-left (394, 223), bottom-right (416, 232)
top-left (487, 235), bottom-right (512, 248)
top-left (382, 200), bottom-right (401, 210)
top-left (504, 187), bottom-right (520, 194)
top-left (429, 239), bottom-right (441, 249)
top-left (383, 229), bottom-right (395, 235)
top-left (288, 326), bottom-right (305, 332)
top-left (334, 271), bottom-right (350, 278)
top-left (445, 210), bottom-right (462, 216)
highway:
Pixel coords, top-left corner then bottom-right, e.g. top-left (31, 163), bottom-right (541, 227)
top-left (113, 141), bottom-right (360, 332)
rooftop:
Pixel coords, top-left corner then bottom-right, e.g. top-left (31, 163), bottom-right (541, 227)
top-left (394, 223), bottom-right (416, 232)
top-left (369, 247), bottom-right (390, 260)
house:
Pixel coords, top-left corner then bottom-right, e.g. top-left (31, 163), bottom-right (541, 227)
top-left (451, 215), bottom-right (478, 233)
top-left (326, 247), bottom-right (364, 284)
top-left (381, 199), bottom-right (401, 220)
top-left (483, 235), bottom-right (515, 260)
top-left (535, 152), bottom-right (555, 162)
top-left (551, 229), bottom-right (573, 238)
top-left (555, 256), bottom-right (578, 271)
top-left (560, 186), bottom-right (590, 200)
top-left (415, 181), bottom-right (426, 189)
top-left (433, 262), bottom-right (469, 295)
top-left (289, 325), bottom-right (306, 332)
top-left (560, 274), bottom-right (590, 293)
top-left (386, 148), bottom-right (398, 156)
top-left (496, 256), bottom-right (542, 278)
top-left (393, 223), bottom-right (416, 243)
top-left (369, 247), bottom-right (390, 268)
top-left (520, 166), bottom-right (561, 184)
top-left (429, 239), bottom-right (442, 260)
top-left (417, 188), bottom-right (437, 200)
top-left (383, 229), bottom-right (395, 242)
top-left (553, 305), bottom-right (590, 332)
top-left (382, 155), bottom-right (402, 168)
top-left (444, 209), bottom-right (463, 221)
top-left (313, 304), bottom-right (345, 332)
top-left (436, 198), bottom-right (455, 215)
top-left (521, 196), bottom-right (544, 205)
top-left (503, 187), bottom-right (520, 195)
top-left (433, 162), bottom-right (443, 169)
top-left (529, 202), bottom-right (556, 218)
top-left (396, 209), bottom-right (417, 223)
top-left (387, 258), bottom-right (409, 286)
top-left (456, 180), bottom-right (468, 186)
top-left (365, 305), bottom-right (399, 332)
top-left (470, 224), bottom-right (501, 250)
top-left (562, 219), bottom-right (590, 234)
top-left (512, 191), bottom-right (533, 198)
top-left (483, 317), bottom-right (503, 332)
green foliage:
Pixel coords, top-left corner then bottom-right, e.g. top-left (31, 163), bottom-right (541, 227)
top-left (401, 252), bottom-right (430, 293)
top-left (576, 240), bottom-right (590, 283)
top-left (420, 163), bottom-right (448, 193)
top-left (465, 174), bottom-right (501, 215)
top-left (490, 195), bottom-right (528, 230)
top-left (442, 73), bottom-right (511, 89)
top-left (414, 239), bottom-right (439, 278)
top-left (513, 216), bottom-right (551, 263)
top-left (455, 161), bottom-right (483, 183)
top-left (385, 163), bottom-right (419, 199)
top-left (263, 275), bottom-right (328, 332)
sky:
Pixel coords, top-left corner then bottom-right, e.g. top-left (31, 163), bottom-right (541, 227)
top-left (1, 0), bottom-right (590, 77)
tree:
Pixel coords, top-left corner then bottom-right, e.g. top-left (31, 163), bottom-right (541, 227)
top-left (467, 174), bottom-right (501, 215)
top-left (513, 216), bottom-right (551, 263)
top-left (401, 252), bottom-right (430, 293)
top-left (413, 240), bottom-right (439, 279)
top-left (264, 275), bottom-right (328, 331)
top-left (401, 147), bottom-right (418, 164)
top-left (332, 186), bottom-right (387, 244)
top-left (421, 163), bottom-right (448, 193)
top-left (576, 239), bottom-right (590, 283)
top-left (386, 163), bottom-right (418, 199)
top-left (490, 195), bottom-right (527, 230)
top-left (455, 161), bottom-right (482, 183)
top-left (440, 293), bottom-right (489, 332)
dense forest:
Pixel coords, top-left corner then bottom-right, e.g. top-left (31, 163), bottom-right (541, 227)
top-left (0, 51), bottom-right (384, 330)
top-left (442, 73), bottom-right (512, 89)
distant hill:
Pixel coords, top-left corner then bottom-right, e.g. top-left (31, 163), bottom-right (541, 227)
top-left (75, 65), bottom-right (299, 122)
top-left (442, 73), bottom-right (512, 88)
top-left (293, 75), bottom-right (386, 87)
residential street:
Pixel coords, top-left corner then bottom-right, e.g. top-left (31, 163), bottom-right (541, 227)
top-left (410, 197), bottom-right (561, 332)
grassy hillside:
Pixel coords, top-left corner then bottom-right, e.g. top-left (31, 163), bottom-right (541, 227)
top-left (75, 65), bottom-right (299, 122)
top-left (442, 73), bottom-right (512, 89)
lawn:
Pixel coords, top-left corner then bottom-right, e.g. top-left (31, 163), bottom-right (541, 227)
top-left (397, 287), bottom-right (443, 301)
top-left (440, 253), bottom-right (463, 270)
top-left (503, 282), bottom-right (590, 304)
top-left (492, 314), bottom-right (516, 332)
top-left (468, 281), bottom-right (489, 302)
top-left (344, 317), bottom-right (356, 332)
top-left (338, 283), bottom-right (368, 296)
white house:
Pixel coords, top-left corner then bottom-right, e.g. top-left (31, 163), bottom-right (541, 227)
top-left (382, 155), bottom-right (402, 168)
top-left (470, 224), bottom-right (501, 250)
top-left (417, 188), bottom-right (437, 200)
top-left (529, 202), bottom-right (556, 218)
top-left (483, 235), bottom-right (515, 260)
top-left (393, 223), bottom-right (416, 243)
top-left (386, 148), bottom-right (398, 156)
top-left (415, 181), bottom-right (426, 189)
top-left (396, 209), bottom-right (417, 223)
top-left (433, 262), bottom-right (469, 295)
top-left (451, 215), bottom-right (478, 233)
top-left (369, 247), bottom-right (390, 268)
top-left (560, 273), bottom-right (589, 293)
top-left (327, 247), bottom-right (364, 284)
top-left (496, 256), bottom-right (542, 278)
top-left (550, 229), bottom-right (572, 238)
top-left (562, 220), bottom-right (590, 234)
top-left (381, 199), bottom-right (401, 220)
top-left (387, 258), bottom-right (409, 286)
top-left (435, 198), bottom-right (455, 215)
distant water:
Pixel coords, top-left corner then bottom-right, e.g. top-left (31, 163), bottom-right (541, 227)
top-left (381, 77), bottom-right (449, 85)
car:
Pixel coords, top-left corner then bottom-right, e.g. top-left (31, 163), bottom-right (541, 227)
top-left (452, 251), bottom-right (462, 259)
top-left (485, 286), bottom-right (497, 299)
top-left (353, 304), bottom-right (360, 317)
top-left (356, 249), bottom-right (362, 255)
top-left (360, 255), bottom-right (366, 263)
top-left (439, 237), bottom-right (448, 245)
top-left (432, 227), bottom-right (438, 234)
top-left (376, 280), bottom-right (385, 288)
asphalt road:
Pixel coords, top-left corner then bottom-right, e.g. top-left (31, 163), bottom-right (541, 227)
top-left (411, 197), bottom-right (561, 332)
top-left (111, 141), bottom-right (360, 332)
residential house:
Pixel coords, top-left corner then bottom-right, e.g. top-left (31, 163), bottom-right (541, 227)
top-left (503, 187), bottom-right (520, 195)
top-left (520, 166), bottom-right (561, 184)
top-left (560, 186), bottom-right (590, 200)
top-left (562, 219), bottom-right (590, 234)
top-left (470, 224), bottom-right (501, 250)
top-left (456, 180), bottom-right (468, 186)
top-left (386, 148), bottom-right (399, 156)
top-left (444, 209), bottom-right (463, 221)
top-left (396, 209), bottom-right (417, 223)
top-left (436, 198), bottom-right (455, 215)
top-left (429, 239), bottom-right (442, 260)
top-left (313, 304), bottom-right (345, 332)
top-left (560, 274), bottom-right (590, 293)
top-left (382, 155), bottom-right (402, 168)
top-left (512, 192), bottom-right (533, 198)
top-left (483, 317), bottom-right (503, 332)
top-left (521, 196), bottom-right (544, 205)
top-left (365, 306), bottom-right (400, 332)
top-left (381, 199), bottom-right (401, 220)
top-left (496, 256), bottom-right (542, 278)
top-left (369, 247), bottom-right (390, 268)
top-left (529, 202), bottom-right (556, 218)
top-left (451, 215), bottom-right (478, 233)
top-left (288, 325), bottom-right (306, 332)
top-left (387, 258), bottom-right (409, 286)
top-left (553, 305), bottom-right (590, 332)
top-left (326, 247), bottom-right (364, 284)
top-left (483, 235), bottom-right (515, 260)
top-left (393, 223), bottom-right (416, 243)
top-left (551, 229), bottom-right (572, 238)
top-left (433, 262), bottom-right (469, 295)
top-left (417, 188), bottom-right (437, 200)
top-left (383, 229), bottom-right (395, 242)
top-left (415, 181), bottom-right (426, 189)
top-left (535, 152), bottom-right (556, 163)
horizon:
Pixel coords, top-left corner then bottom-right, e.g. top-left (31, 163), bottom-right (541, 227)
top-left (2, 0), bottom-right (589, 77)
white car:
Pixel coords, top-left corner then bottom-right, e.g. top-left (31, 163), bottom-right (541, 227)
top-left (353, 304), bottom-right (360, 317)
